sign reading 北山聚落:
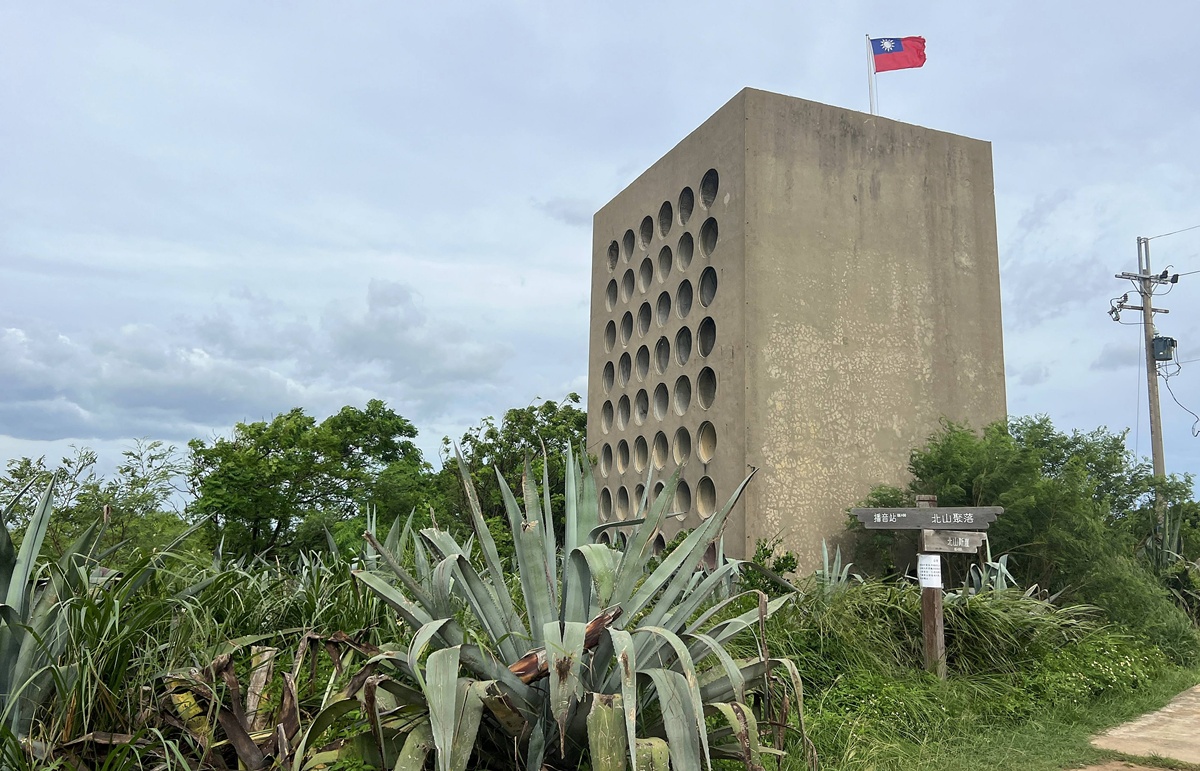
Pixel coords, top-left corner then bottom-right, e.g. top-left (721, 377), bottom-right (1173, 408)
top-left (851, 507), bottom-right (1000, 530)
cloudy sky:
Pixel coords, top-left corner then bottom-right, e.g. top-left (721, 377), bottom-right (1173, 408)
top-left (2, 2), bottom-right (1199, 480)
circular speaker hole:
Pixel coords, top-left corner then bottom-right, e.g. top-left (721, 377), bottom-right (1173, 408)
top-left (638, 257), bottom-right (654, 293)
top-left (616, 439), bottom-right (630, 473)
top-left (600, 444), bottom-right (613, 475)
top-left (653, 383), bottom-right (669, 420)
top-left (653, 480), bottom-right (665, 499)
top-left (600, 487), bottom-right (613, 519)
top-left (696, 476), bottom-right (716, 519)
top-left (697, 421), bottom-right (716, 463)
top-left (622, 229), bottom-right (636, 260)
top-left (616, 395), bottom-right (630, 430)
top-left (697, 367), bottom-right (716, 409)
top-left (679, 187), bottom-right (695, 226)
top-left (673, 376), bottom-right (692, 416)
top-left (700, 169), bottom-right (719, 208)
top-left (673, 426), bottom-right (692, 465)
top-left (654, 336), bottom-right (670, 374)
top-left (607, 241), bottom-right (620, 272)
top-left (634, 389), bottom-right (649, 425)
top-left (699, 219), bottom-right (718, 258)
top-left (698, 317), bottom-right (716, 357)
top-left (602, 361), bottom-right (615, 392)
top-left (676, 279), bottom-right (693, 319)
top-left (634, 435), bottom-right (648, 471)
top-left (699, 267), bottom-right (717, 306)
top-left (675, 327), bottom-right (692, 366)
top-left (616, 486), bottom-right (631, 520)
top-left (605, 279), bottom-right (618, 311)
top-left (621, 269), bottom-right (634, 302)
top-left (618, 353), bottom-right (631, 387)
top-left (655, 291), bottom-right (671, 327)
top-left (677, 232), bottom-right (694, 270)
top-left (674, 480), bottom-right (692, 515)
top-left (620, 311), bottom-right (633, 345)
top-left (635, 484), bottom-right (646, 513)
top-left (657, 245), bottom-right (672, 283)
top-left (639, 216), bottom-right (654, 249)
top-left (635, 345), bottom-right (650, 380)
top-left (600, 401), bottom-right (614, 433)
top-left (652, 431), bottom-right (668, 470)
top-left (658, 201), bottom-right (673, 237)
top-left (637, 302), bottom-right (651, 337)
top-left (604, 320), bottom-right (616, 352)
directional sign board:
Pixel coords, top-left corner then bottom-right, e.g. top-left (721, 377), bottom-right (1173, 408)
top-left (851, 507), bottom-right (1001, 530)
top-left (921, 529), bottom-right (988, 554)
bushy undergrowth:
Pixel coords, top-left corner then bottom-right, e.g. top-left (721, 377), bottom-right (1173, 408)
top-left (764, 577), bottom-right (1170, 769)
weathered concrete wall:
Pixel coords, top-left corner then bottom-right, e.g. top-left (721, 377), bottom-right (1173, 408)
top-left (739, 90), bottom-right (1006, 569)
top-left (588, 91), bottom-right (748, 549)
top-left (587, 88), bottom-right (1006, 569)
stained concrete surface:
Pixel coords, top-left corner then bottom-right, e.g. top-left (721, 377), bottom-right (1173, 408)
top-left (1091, 684), bottom-right (1200, 764)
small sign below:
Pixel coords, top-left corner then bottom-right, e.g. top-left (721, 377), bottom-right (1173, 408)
top-left (917, 554), bottom-right (943, 588)
top-left (852, 506), bottom-right (1001, 530)
top-left (921, 529), bottom-right (987, 554)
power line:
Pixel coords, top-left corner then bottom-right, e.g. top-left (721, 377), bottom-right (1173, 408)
top-left (1162, 372), bottom-right (1200, 437)
top-left (1147, 223), bottom-right (1200, 240)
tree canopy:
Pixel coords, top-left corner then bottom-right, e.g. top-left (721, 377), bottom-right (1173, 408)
top-left (852, 415), bottom-right (1200, 662)
top-left (186, 399), bottom-right (432, 560)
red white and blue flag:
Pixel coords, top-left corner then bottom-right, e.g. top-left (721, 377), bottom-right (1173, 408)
top-left (870, 36), bottom-right (926, 72)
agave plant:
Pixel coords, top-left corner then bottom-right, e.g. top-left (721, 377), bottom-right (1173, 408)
top-left (0, 475), bottom-right (113, 740)
top-left (0, 476), bottom-right (209, 760)
top-left (334, 447), bottom-right (810, 770)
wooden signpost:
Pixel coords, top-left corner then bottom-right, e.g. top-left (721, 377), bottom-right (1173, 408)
top-left (850, 496), bottom-right (1002, 679)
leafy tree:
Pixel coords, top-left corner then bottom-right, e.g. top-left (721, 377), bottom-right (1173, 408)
top-left (850, 416), bottom-right (1200, 662)
top-left (435, 393), bottom-right (588, 552)
top-left (187, 400), bottom-right (433, 560)
top-left (0, 441), bottom-right (189, 563)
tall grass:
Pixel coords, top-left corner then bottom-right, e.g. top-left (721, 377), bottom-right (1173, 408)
top-left (764, 576), bottom-right (1172, 770)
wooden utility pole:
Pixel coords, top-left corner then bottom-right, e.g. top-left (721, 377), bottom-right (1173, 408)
top-left (1138, 237), bottom-right (1167, 484)
top-left (1112, 238), bottom-right (1177, 514)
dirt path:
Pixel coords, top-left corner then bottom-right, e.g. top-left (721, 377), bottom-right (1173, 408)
top-left (1090, 684), bottom-right (1200, 765)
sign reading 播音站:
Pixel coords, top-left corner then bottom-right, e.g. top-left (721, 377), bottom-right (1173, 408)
top-left (851, 507), bottom-right (1000, 531)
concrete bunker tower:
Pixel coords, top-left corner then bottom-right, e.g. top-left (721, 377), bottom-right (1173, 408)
top-left (586, 88), bottom-right (1006, 569)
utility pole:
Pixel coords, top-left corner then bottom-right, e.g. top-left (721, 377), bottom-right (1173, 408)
top-left (1111, 237), bottom-right (1179, 508)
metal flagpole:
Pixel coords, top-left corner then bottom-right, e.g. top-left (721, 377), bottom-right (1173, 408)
top-left (865, 35), bottom-right (877, 114)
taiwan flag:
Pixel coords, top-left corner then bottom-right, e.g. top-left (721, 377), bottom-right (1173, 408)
top-left (871, 37), bottom-right (926, 72)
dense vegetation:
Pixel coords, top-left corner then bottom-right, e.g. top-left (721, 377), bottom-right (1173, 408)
top-left (1, 403), bottom-right (1199, 769)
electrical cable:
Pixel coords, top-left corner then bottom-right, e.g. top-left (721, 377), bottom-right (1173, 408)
top-left (1147, 223), bottom-right (1200, 240)
top-left (1161, 371), bottom-right (1200, 437)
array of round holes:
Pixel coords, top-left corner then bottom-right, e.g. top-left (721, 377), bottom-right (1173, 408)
top-left (598, 167), bottom-right (724, 523)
